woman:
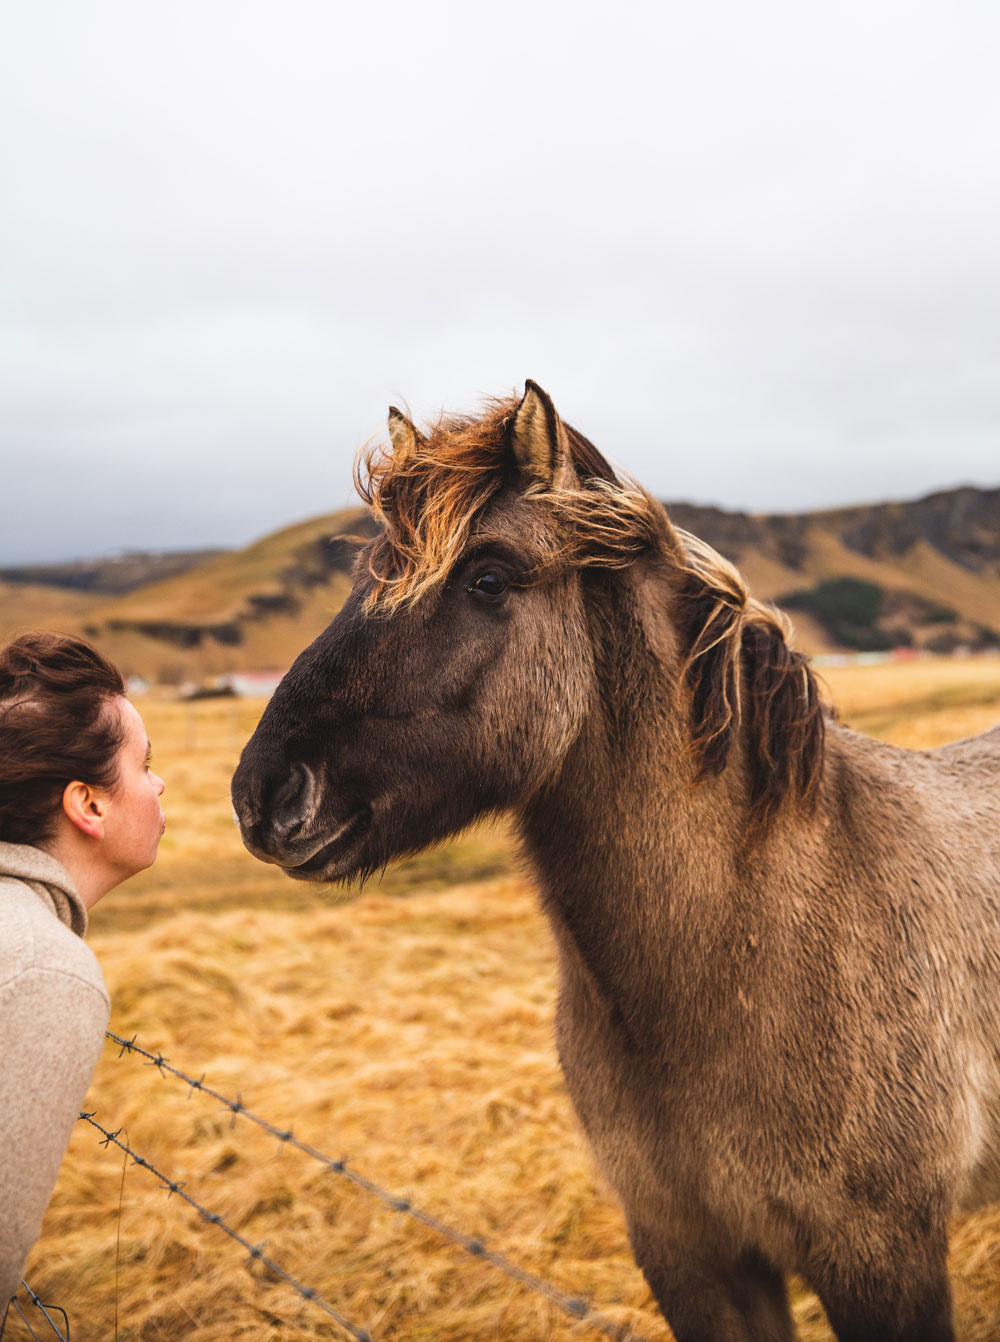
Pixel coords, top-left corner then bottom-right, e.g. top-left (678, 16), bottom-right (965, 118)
top-left (0, 632), bottom-right (165, 1301)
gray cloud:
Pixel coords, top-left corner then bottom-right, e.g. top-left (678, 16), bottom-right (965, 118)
top-left (2, 0), bottom-right (998, 562)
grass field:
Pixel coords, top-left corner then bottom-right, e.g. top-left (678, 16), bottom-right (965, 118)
top-left (15, 656), bottom-right (1000, 1341)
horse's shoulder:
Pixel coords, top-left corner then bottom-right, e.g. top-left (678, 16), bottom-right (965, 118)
top-left (832, 720), bottom-right (1000, 781)
top-left (929, 723), bottom-right (1000, 775)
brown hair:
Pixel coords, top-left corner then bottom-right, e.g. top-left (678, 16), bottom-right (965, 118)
top-left (0, 632), bottom-right (127, 846)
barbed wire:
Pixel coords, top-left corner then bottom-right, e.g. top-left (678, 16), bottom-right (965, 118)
top-left (0, 1282), bottom-right (70, 1342)
top-left (105, 1029), bottom-right (645, 1341)
top-left (79, 1113), bottom-right (372, 1342)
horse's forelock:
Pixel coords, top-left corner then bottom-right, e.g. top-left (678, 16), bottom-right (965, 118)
top-left (354, 399), bottom-right (666, 611)
top-left (355, 398), bottom-right (518, 611)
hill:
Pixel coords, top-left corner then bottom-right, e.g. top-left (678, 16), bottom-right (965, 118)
top-left (0, 509), bottom-right (377, 682)
top-left (671, 485), bottom-right (1000, 655)
top-left (0, 580), bottom-right (99, 630)
top-left (0, 548), bottom-right (225, 595)
top-left (1, 485), bottom-right (997, 678)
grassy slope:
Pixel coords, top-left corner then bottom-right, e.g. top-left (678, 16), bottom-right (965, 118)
top-left (0, 513), bottom-right (366, 681)
top-left (90, 509), bottom-right (364, 626)
top-left (0, 581), bottom-right (95, 640)
top-left (81, 509), bottom-right (366, 680)
top-left (90, 584), bottom-right (355, 684)
top-left (741, 526), bottom-right (1000, 642)
top-left (20, 657), bottom-right (1000, 1340)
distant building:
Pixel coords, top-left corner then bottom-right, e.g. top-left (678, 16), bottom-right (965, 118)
top-left (219, 670), bottom-right (288, 698)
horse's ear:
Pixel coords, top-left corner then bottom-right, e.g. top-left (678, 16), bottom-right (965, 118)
top-left (510, 380), bottom-right (572, 489)
top-left (387, 407), bottom-right (425, 464)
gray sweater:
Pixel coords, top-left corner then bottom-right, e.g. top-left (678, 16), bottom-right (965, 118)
top-left (0, 842), bottom-right (110, 1301)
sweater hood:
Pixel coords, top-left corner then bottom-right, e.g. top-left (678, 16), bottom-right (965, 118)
top-left (0, 842), bottom-right (89, 937)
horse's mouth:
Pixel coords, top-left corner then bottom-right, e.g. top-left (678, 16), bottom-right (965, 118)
top-left (284, 805), bottom-right (372, 879)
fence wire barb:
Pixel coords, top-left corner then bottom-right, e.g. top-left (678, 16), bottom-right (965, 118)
top-left (105, 1030), bottom-right (645, 1341)
top-left (79, 1113), bottom-right (372, 1342)
top-left (0, 1282), bottom-right (70, 1342)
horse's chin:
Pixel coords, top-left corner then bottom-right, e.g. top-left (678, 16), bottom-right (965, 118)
top-left (280, 805), bottom-right (373, 882)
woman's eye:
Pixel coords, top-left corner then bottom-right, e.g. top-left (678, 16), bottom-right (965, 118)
top-left (469, 571), bottom-right (507, 598)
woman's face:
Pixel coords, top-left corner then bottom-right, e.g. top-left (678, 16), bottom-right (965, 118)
top-left (101, 697), bottom-right (166, 880)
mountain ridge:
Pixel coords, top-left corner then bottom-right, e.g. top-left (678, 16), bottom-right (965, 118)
top-left (2, 484), bottom-right (997, 677)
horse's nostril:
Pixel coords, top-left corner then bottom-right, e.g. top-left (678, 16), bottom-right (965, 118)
top-left (270, 762), bottom-right (315, 837)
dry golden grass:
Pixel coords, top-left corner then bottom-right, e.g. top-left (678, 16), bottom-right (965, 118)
top-left (820, 655), bottom-right (1000, 748)
top-left (16, 656), bottom-right (1000, 1341)
top-left (0, 582), bottom-right (97, 640)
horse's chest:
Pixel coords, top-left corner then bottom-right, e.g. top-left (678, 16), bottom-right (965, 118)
top-left (554, 982), bottom-right (711, 1208)
top-left (552, 979), bottom-right (811, 1265)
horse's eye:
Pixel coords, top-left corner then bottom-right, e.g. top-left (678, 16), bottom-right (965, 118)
top-left (469, 571), bottom-right (507, 598)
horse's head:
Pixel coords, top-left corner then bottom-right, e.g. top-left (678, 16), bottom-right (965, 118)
top-left (232, 381), bottom-right (825, 881)
top-left (231, 382), bottom-right (668, 881)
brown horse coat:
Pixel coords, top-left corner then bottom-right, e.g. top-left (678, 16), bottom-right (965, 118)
top-left (233, 383), bottom-right (1000, 1341)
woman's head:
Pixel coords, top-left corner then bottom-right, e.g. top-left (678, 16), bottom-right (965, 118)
top-left (0, 633), bottom-right (165, 896)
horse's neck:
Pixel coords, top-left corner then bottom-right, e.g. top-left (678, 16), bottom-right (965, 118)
top-left (519, 674), bottom-right (898, 1049)
top-left (517, 692), bottom-right (753, 1043)
top-left (521, 564), bottom-right (748, 905)
top-left (516, 565), bottom-right (852, 1041)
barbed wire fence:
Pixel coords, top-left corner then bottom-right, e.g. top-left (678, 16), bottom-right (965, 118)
top-left (79, 1114), bottom-right (373, 1342)
top-left (0, 1284), bottom-right (70, 1342)
top-left (3, 1030), bottom-right (648, 1341)
top-left (1, 1283), bottom-right (71, 1342)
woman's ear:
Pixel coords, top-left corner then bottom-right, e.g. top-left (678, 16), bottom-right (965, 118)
top-left (61, 780), bottom-right (106, 840)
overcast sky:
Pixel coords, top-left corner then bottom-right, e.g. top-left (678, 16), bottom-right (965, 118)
top-left (1, 1), bottom-right (998, 564)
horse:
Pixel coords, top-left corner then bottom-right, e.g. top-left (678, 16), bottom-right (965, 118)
top-left (231, 382), bottom-right (1000, 1342)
